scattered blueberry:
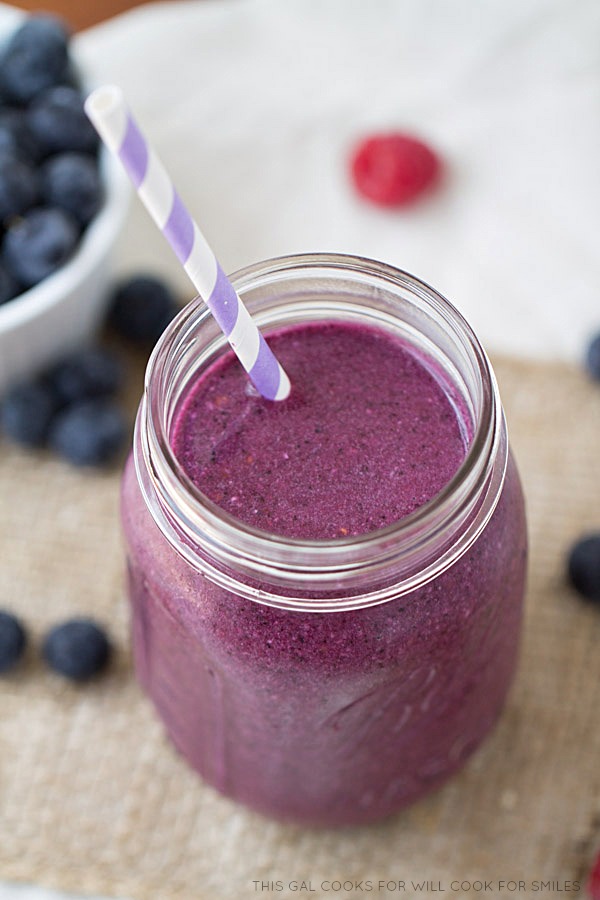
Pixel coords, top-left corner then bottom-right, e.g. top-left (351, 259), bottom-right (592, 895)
top-left (27, 86), bottom-right (99, 157)
top-left (0, 155), bottom-right (39, 221)
top-left (0, 15), bottom-right (70, 105)
top-left (567, 533), bottom-right (600, 603)
top-left (2, 206), bottom-right (79, 287)
top-left (41, 152), bottom-right (102, 227)
top-left (49, 399), bottom-right (126, 466)
top-left (108, 275), bottom-right (178, 344)
top-left (46, 346), bottom-right (123, 406)
top-left (0, 343), bottom-right (128, 463)
top-left (585, 333), bottom-right (600, 382)
top-left (42, 618), bottom-right (111, 681)
top-left (0, 380), bottom-right (57, 446)
top-left (0, 610), bottom-right (27, 674)
top-left (0, 264), bottom-right (21, 305)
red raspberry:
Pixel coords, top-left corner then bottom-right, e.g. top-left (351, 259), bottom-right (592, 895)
top-left (588, 850), bottom-right (600, 900)
top-left (351, 132), bottom-right (441, 208)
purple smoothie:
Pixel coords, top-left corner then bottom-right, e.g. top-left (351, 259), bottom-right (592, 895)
top-left (122, 319), bottom-right (526, 826)
top-left (172, 321), bottom-right (467, 539)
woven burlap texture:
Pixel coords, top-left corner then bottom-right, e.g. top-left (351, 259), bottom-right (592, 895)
top-left (1, 356), bottom-right (600, 900)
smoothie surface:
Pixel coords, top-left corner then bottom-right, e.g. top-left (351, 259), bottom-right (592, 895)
top-left (171, 321), bottom-right (468, 539)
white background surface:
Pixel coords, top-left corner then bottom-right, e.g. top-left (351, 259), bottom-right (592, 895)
top-left (76, 0), bottom-right (600, 364)
top-left (1, 0), bottom-right (599, 897)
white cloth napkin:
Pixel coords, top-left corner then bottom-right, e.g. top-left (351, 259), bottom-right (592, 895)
top-left (73, 0), bottom-right (600, 364)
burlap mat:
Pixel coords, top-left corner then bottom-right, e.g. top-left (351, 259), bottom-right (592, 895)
top-left (1, 355), bottom-right (600, 900)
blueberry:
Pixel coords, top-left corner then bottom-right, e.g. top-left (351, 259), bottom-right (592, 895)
top-left (0, 610), bottom-right (27, 673)
top-left (0, 127), bottom-right (20, 160)
top-left (568, 533), bottom-right (600, 603)
top-left (41, 153), bottom-right (102, 227)
top-left (49, 399), bottom-right (126, 466)
top-left (585, 333), bottom-right (600, 382)
top-left (3, 207), bottom-right (79, 287)
top-left (0, 263), bottom-right (21, 305)
top-left (0, 109), bottom-right (41, 164)
top-left (57, 61), bottom-right (81, 92)
top-left (27, 86), bottom-right (99, 157)
top-left (0, 156), bottom-right (39, 221)
top-left (45, 346), bottom-right (123, 406)
top-left (0, 380), bottom-right (57, 446)
top-left (108, 275), bottom-right (178, 344)
top-left (43, 618), bottom-right (111, 681)
top-left (0, 15), bottom-right (70, 105)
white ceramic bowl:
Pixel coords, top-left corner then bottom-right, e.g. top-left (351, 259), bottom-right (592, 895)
top-left (0, 10), bottom-right (130, 393)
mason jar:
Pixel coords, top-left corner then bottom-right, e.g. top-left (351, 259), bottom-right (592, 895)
top-left (121, 253), bottom-right (527, 826)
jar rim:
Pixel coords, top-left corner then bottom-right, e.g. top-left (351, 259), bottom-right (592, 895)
top-left (136, 253), bottom-right (507, 610)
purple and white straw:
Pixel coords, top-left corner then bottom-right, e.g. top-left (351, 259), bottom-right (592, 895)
top-left (84, 85), bottom-right (291, 402)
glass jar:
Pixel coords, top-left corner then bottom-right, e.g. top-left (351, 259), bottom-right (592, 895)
top-left (121, 254), bottom-right (527, 826)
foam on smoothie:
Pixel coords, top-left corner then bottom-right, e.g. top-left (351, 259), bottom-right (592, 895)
top-left (171, 320), bottom-right (468, 539)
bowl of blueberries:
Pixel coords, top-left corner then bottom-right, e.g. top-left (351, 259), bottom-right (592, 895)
top-left (0, 11), bottom-right (129, 393)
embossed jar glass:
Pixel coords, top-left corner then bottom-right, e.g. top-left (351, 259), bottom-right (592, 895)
top-left (121, 254), bottom-right (527, 826)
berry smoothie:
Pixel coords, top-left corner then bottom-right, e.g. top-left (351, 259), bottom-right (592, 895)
top-left (172, 322), bottom-right (467, 539)
top-left (122, 315), bottom-right (526, 826)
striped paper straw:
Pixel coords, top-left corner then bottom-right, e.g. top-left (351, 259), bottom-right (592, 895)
top-left (85, 85), bottom-right (291, 402)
